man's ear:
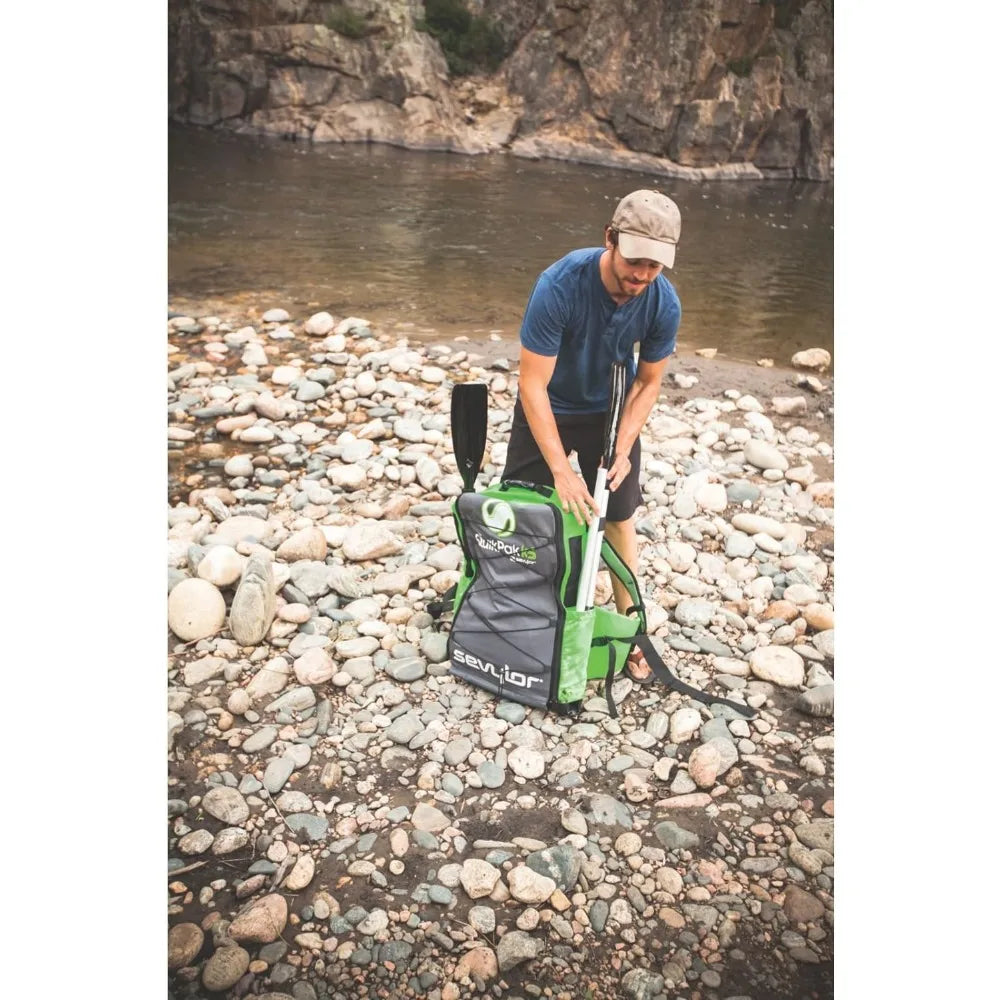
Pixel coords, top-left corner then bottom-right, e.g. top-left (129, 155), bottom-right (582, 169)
top-left (603, 226), bottom-right (615, 250)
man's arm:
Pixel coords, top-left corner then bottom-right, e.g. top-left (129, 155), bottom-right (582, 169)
top-left (606, 357), bottom-right (669, 491)
top-left (518, 347), bottom-right (599, 524)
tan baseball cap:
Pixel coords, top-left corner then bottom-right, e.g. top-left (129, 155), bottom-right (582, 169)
top-left (611, 189), bottom-right (682, 268)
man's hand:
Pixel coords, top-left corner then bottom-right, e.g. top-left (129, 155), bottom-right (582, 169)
top-left (606, 450), bottom-right (632, 492)
top-left (553, 467), bottom-right (599, 525)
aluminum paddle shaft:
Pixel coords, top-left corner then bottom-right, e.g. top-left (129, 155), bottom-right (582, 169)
top-left (575, 363), bottom-right (628, 611)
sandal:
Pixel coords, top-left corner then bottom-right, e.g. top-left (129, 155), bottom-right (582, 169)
top-left (624, 648), bottom-right (655, 686)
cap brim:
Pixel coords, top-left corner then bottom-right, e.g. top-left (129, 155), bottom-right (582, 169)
top-left (618, 232), bottom-right (676, 269)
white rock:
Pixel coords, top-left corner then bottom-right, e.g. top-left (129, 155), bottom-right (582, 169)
top-left (694, 483), bottom-right (728, 512)
top-left (688, 744), bottom-right (723, 788)
top-left (294, 648), bottom-right (335, 686)
top-left (167, 712), bottom-right (184, 750)
top-left (304, 311), bottom-right (335, 336)
top-left (242, 344), bottom-right (268, 366)
top-left (183, 656), bottom-right (226, 687)
top-left (507, 866), bottom-right (556, 905)
top-left (278, 603), bottom-right (312, 624)
top-left (213, 827), bottom-right (250, 855)
top-left (335, 316), bottom-right (369, 335)
top-left (197, 546), bottom-right (246, 587)
top-left (327, 464), bottom-right (367, 490)
top-left (669, 707), bottom-right (702, 744)
top-left (731, 513), bottom-right (785, 538)
top-left (791, 348), bottom-right (831, 371)
top-left (224, 455), bottom-right (254, 478)
top-left (241, 426), bottom-right (275, 444)
top-left (262, 308), bottom-right (290, 323)
top-left (744, 412), bottom-right (775, 441)
top-left (460, 859), bottom-right (502, 899)
top-left (277, 527), bottom-right (328, 562)
top-left (416, 457), bottom-right (442, 491)
top-left (227, 689), bottom-right (252, 715)
top-left (207, 516), bottom-right (275, 547)
top-left (168, 579), bottom-right (226, 642)
top-left (229, 555), bottom-right (276, 646)
top-left (743, 440), bottom-right (789, 472)
top-left (283, 854), bottom-right (315, 891)
top-left (508, 747), bottom-right (545, 779)
top-left (342, 523), bottom-right (405, 561)
top-left (271, 365), bottom-right (300, 385)
top-left (665, 540), bottom-right (697, 573)
top-left (786, 465), bottom-right (816, 486)
top-left (254, 391), bottom-right (291, 420)
top-left (749, 646), bottom-right (805, 687)
top-left (420, 365), bottom-right (446, 383)
top-left (772, 395), bottom-right (808, 415)
top-left (736, 394), bottom-right (764, 412)
top-left (713, 656), bottom-right (750, 677)
top-left (411, 802), bottom-right (450, 833)
top-left (783, 583), bottom-right (820, 605)
top-left (245, 657), bottom-right (291, 701)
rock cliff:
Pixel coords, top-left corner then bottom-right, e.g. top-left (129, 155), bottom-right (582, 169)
top-left (169, 0), bottom-right (832, 180)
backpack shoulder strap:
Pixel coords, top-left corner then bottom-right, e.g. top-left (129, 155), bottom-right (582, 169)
top-left (599, 537), bottom-right (646, 624)
top-left (427, 583), bottom-right (458, 629)
top-left (632, 634), bottom-right (756, 719)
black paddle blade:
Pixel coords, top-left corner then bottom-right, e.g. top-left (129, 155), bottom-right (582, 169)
top-left (601, 362), bottom-right (628, 467)
top-left (451, 382), bottom-right (488, 492)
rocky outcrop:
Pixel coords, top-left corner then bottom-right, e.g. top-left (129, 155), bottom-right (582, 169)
top-left (168, 0), bottom-right (832, 179)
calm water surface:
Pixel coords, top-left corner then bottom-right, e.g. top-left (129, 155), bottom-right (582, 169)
top-left (169, 127), bottom-right (833, 367)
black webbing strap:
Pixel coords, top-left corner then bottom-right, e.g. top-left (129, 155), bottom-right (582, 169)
top-left (632, 634), bottom-right (756, 719)
top-left (427, 584), bottom-right (458, 628)
top-left (604, 643), bottom-right (619, 719)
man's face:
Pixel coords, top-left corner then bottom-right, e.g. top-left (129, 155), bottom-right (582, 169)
top-left (607, 243), bottom-right (664, 298)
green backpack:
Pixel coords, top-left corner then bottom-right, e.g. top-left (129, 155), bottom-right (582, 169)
top-left (434, 479), bottom-right (754, 721)
top-left (436, 376), bottom-right (754, 721)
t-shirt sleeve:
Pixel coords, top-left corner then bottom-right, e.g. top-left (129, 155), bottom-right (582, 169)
top-left (519, 273), bottom-right (568, 357)
top-left (639, 291), bottom-right (681, 363)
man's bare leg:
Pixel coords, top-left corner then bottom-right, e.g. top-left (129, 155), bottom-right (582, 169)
top-left (604, 517), bottom-right (651, 681)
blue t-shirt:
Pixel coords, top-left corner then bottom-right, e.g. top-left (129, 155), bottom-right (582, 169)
top-left (519, 247), bottom-right (681, 413)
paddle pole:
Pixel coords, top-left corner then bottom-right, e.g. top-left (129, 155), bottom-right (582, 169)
top-left (575, 362), bottom-right (628, 612)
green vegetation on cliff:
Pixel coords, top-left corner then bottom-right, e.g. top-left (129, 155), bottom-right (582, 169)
top-left (417, 0), bottom-right (508, 76)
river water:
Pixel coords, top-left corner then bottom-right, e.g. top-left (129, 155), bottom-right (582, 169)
top-left (168, 126), bottom-right (833, 368)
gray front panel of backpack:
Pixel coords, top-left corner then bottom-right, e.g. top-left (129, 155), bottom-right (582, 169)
top-left (449, 493), bottom-right (561, 708)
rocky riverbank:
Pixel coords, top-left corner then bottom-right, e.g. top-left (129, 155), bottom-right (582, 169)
top-left (167, 305), bottom-right (835, 999)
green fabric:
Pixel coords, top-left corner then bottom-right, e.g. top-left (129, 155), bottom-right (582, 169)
top-left (558, 607), bottom-right (595, 703)
top-left (587, 607), bottom-right (641, 681)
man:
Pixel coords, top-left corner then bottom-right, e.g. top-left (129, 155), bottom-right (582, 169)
top-left (501, 189), bottom-right (682, 685)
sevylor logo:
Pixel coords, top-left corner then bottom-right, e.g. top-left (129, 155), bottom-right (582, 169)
top-left (453, 645), bottom-right (543, 690)
top-left (481, 498), bottom-right (516, 538)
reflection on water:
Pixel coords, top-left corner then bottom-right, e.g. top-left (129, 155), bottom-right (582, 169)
top-left (169, 126), bottom-right (833, 367)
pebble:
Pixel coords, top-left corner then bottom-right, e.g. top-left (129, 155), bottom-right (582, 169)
top-left (168, 578), bottom-right (226, 641)
top-left (749, 645), bottom-right (806, 687)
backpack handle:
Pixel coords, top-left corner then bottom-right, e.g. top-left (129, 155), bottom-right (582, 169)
top-left (499, 479), bottom-right (556, 498)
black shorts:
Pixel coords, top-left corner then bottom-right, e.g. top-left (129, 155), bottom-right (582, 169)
top-left (501, 397), bottom-right (643, 522)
